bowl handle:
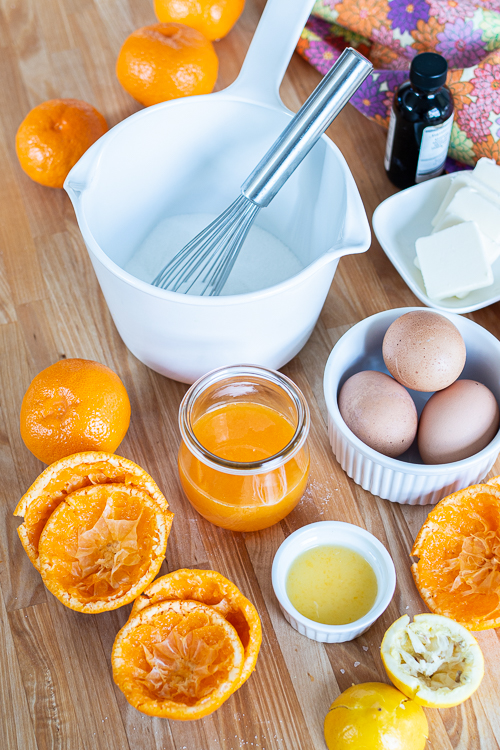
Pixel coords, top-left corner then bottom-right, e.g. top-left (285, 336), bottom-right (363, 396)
top-left (227, 0), bottom-right (315, 109)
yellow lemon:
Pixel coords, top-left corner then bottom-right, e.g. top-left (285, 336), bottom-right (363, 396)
top-left (324, 682), bottom-right (428, 750)
top-left (381, 614), bottom-right (484, 708)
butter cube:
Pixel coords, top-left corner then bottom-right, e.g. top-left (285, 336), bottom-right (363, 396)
top-left (435, 186), bottom-right (500, 243)
top-left (416, 222), bottom-right (493, 299)
top-left (431, 174), bottom-right (473, 228)
top-left (431, 167), bottom-right (500, 228)
top-left (473, 157), bottom-right (500, 195)
top-left (432, 216), bottom-right (500, 265)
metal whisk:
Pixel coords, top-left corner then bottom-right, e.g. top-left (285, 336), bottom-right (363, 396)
top-left (152, 48), bottom-right (372, 296)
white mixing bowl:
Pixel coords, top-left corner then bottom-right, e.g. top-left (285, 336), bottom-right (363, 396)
top-left (64, 0), bottom-right (370, 384)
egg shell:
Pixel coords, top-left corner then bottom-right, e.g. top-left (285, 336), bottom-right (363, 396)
top-left (418, 379), bottom-right (500, 464)
top-left (338, 370), bottom-right (418, 458)
top-left (382, 311), bottom-right (466, 392)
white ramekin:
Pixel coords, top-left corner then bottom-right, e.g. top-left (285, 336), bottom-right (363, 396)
top-left (323, 307), bottom-right (500, 505)
top-left (271, 521), bottom-right (396, 643)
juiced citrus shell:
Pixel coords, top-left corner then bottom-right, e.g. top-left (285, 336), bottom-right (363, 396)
top-left (411, 484), bottom-right (500, 630)
top-left (381, 614), bottom-right (484, 708)
top-left (112, 599), bottom-right (245, 720)
top-left (130, 568), bottom-right (262, 691)
top-left (14, 451), bottom-right (171, 569)
top-left (38, 483), bottom-right (171, 612)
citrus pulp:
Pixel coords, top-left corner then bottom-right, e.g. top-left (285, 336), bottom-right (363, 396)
top-left (131, 568), bottom-right (261, 690)
top-left (112, 599), bottom-right (244, 719)
top-left (381, 614), bottom-right (484, 707)
top-left (411, 484), bottom-right (500, 630)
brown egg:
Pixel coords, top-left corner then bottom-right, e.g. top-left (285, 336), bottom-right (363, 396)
top-left (418, 379), bottom-right (500, 464)
top-left (382, 311), bottom-right (466, 392)
top-left (338, 370), bottom-right (418, 458)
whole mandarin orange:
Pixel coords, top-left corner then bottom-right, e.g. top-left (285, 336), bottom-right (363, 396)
top-left (154, 0), bottom-right (245, 41)
top-left (20, 359), bottom-right (131, 464)
top-left (15, 99), bottom-right (107, 188)
top-left (116, 23), bottom-right (218, 106)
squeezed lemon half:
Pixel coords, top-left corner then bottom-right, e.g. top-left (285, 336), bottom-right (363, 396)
top-left (381, 613), bottom-right (484, 708)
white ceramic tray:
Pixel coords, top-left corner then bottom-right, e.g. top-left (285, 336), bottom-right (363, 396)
top-left (372, 172), bottom-right (500, 314)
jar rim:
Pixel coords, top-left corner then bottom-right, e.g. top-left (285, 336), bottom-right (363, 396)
top-left (178, 364), bottom-right (311, 476)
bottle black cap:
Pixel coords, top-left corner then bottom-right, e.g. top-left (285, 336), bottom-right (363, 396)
top-left (410, 52), bottom-right (448, 91)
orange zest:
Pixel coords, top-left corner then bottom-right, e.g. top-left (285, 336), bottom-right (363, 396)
top-left (411, 484), bottom-right (500, 630)
top-left (154, 0), bottom-right (245, 41)
top-left (39, 483), bottom-right (170, 612)
top-left (20, 358), bottom-right (131, 465)
top-left (131, 568), bottom-right (261, 690)
top-left (14, 451), bottom-right (172, 570)
top-left (116, 23), bottom-right (218, 107)
top-left (16, 99), bottom-right (107, 188)
top-left (112, 600), bottom-right (244, 719)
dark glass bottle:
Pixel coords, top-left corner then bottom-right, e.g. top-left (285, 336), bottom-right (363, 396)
top-left (384, 52), bottom-right (454, 189)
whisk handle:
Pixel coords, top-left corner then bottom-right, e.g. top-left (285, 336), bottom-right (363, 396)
top-left (241, 48), bottom-right (372, 207)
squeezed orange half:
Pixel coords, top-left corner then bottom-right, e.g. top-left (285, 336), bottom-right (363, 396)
top-left (178, 401), bottom-right (310, 531)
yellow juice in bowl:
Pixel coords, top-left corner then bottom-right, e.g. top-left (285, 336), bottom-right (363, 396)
top-left (286, 545), bottom-right (378, 625)
top-left (178, 367), bottom-right (310, 532)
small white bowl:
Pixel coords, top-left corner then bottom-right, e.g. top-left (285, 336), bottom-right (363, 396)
top-left (372, 172), bottom-right (500, 315)
top-left (272, 521), bottom-right (396, 643)
top-left (324, 307), bottom-right (500, 505)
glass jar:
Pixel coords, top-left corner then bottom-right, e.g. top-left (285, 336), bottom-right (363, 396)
top-left (178, 365), bottom-right (310, 532)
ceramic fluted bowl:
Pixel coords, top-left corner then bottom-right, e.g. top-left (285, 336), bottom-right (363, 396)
top-left (272, 521), bottom-right (396, 643)
top-left (323, 307), bottom-right (500, 505)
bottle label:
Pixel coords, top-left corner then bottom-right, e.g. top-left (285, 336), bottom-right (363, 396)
top-left (384, 109), bottom-right (397, 171)
top-left (416, 113), bottom-right (454, 183)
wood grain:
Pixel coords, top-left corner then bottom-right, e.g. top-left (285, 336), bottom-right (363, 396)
top-left (1, 0), bottom-right (499, 747)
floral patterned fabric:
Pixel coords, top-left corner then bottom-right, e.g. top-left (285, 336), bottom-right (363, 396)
top-left (297, 0), bottom-right (500, 165)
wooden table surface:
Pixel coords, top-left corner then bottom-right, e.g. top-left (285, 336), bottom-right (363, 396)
top-left (1, 1), bottom-right (500, 748)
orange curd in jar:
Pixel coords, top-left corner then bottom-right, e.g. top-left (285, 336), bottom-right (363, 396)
top-left (178, 365), bottom-right (310, 532)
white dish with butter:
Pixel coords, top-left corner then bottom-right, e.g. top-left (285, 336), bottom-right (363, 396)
top-left (272, 521), bottom-right (396, 643)
top-left (373, 172), bottom-right (500, 314)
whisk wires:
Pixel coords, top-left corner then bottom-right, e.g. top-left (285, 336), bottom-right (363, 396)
top-left (152, 195), bottom-right (260, 296)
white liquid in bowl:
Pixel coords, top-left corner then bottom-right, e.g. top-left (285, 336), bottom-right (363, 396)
top-left (125, 213), bottom-right (304, 295)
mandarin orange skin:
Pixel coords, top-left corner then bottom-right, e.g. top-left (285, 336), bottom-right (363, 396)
top-left (20, 359), bottom-right (131, 464)
top-left (38, 482), bottom-right (172, 613)
top-left (130, 569), bottom-right (262, 691)
top-left (116, 23), bottom-right (218, 106)
top-left (14, 451), bottom-right (173, 570)
top-left (112, 600), bottom-right (244, 719)
top-left (411, 484), bottom-right (500, 630)
top-left (154, 0), bottom-right (245, 40)
top-left (15, 99), bottom-right (107, 188)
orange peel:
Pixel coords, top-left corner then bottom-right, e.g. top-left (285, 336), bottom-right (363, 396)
top-left (131, 568), bottom-right (261, 690)
top-left (411, 484), bottom-right (500, 630)
top-left (14, 451), bottom-right (171, 569)
top-left (38, 483), bottom-right (171, 613)
top-left (112, 599), bottom-right (244, 719)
